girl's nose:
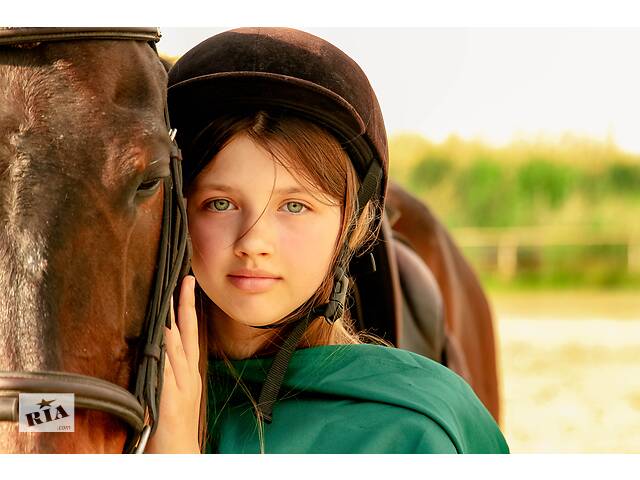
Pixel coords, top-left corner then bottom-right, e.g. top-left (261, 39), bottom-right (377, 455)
top-left (233, 211), bottom-right (275, 259)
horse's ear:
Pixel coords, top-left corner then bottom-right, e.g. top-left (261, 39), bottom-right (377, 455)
top-left (159, 55), bottom-right (175, 73)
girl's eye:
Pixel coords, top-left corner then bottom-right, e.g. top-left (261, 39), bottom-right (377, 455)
top-left (208, 199), bottom-right (233, 211)
top-left (284, 201), bottom-right (306, 214)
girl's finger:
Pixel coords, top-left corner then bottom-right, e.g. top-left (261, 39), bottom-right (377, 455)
top-left (162, 351), bottom-right (177, 391)
top-left (177, 275), bottom-right (200, 368)
top-left (165, 298), bottom-right (188, 386)
top-left (165, 326), bottom-right (188, 391)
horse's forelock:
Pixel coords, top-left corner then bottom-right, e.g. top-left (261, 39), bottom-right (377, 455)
top-left (1, 41), bottom-right (166, 143)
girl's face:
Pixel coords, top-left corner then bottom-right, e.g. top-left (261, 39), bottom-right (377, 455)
top-left (187, 134), bottom-right (342, 336)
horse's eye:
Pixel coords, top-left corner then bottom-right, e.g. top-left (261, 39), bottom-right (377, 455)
top-left (137, 178), bottom-right (163, 196)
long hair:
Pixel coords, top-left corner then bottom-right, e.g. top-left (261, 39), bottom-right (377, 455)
top-left (185, 110), bottom-right (388, 451)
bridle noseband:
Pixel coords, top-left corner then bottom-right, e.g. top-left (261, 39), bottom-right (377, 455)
top-left (0, 28), bottom-right (191, 454)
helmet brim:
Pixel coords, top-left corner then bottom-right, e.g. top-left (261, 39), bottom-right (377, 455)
top-left (168, 71), bottom-right (378, 180)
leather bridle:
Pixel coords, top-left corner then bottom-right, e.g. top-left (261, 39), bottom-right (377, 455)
top-left (0, 28), bottom-right (191, 454)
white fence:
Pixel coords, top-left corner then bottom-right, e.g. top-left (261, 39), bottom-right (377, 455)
top-left (450, 226), bottom-right (640, 279)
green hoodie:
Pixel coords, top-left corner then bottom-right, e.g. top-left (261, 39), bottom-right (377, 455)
top-left (205, 344), bottom-right (509, 454)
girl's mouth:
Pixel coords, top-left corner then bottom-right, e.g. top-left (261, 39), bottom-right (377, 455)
top-left (227, 275), bottom-right (281, 293)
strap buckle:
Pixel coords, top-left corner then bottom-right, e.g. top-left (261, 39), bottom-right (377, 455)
top-left (133, 423), bottom-right (153, 454)
top-left (322, 267), bottom-right (348, 324)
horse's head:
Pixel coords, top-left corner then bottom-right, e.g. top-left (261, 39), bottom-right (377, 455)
top-left (0, 30), bottom-right (178, 453)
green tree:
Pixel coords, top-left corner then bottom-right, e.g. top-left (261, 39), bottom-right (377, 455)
top-left (456, 158), bottom-right (518, 227)
top-left (517, 158), bottom-right (577, 208)
top-left (409, 155), bottom-right (453, 191)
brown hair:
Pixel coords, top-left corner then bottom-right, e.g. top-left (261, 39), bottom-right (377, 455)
top-left (185, 110), bottom-right (388, 451)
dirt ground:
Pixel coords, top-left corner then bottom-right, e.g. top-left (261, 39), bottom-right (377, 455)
top-left (491, 290), bottom-right (640, 453)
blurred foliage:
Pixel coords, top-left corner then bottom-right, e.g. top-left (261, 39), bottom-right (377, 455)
top-left (457, 158), bottom-right (517, 227)
top-left (517, 159), bottom-right (577, 209)
top-left (389, 132), bottom-right (640, 229)
top-left (409, 155), bottom-right (453, 191)
top-left (389, 133), bottom-right (640, 289)
top-left (463, 244), bottom-right (640, 291)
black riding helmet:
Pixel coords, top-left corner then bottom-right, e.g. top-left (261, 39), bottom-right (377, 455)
top-left (167, 27), bottom-right (389, 423)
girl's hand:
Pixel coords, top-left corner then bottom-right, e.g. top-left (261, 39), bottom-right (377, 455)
top-left (145, 275), bottom-right (202, 453)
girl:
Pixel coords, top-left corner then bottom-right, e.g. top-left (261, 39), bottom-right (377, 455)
top-left (146, 28), bottom-right (509, 454)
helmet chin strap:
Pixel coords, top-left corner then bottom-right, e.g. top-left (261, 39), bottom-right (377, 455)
top-left (253, 266), bottom-right (348, 423)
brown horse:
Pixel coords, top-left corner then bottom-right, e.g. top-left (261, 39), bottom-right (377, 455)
top-left (351, 180), bottom-right (500, 424)
top-left (385, 181), bottom-right (501, 424)
top-left (0, 28), bottom-right (189, 453)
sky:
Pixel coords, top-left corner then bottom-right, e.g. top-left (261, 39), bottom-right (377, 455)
top-left (158, 27), bottom-right (640, 154)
